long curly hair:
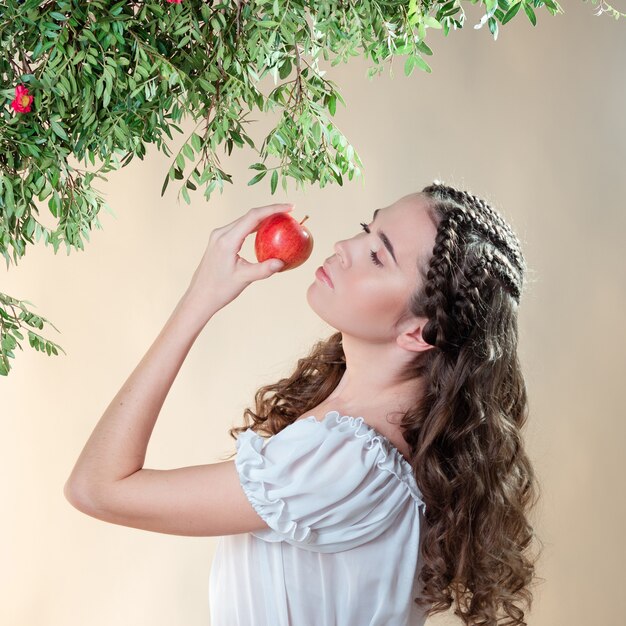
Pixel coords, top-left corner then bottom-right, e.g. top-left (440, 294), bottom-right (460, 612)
top-left (220, 181), bottom-right (543, 625)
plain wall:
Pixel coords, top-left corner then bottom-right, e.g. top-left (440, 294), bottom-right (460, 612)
top-left (1, 3), bottom-right (624, 625)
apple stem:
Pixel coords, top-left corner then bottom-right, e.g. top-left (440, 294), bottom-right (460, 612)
top-left (300, 215), bottom-right (309, 225)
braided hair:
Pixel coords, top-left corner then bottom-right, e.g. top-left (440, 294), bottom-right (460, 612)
top-left (401, 181), bottom-right (542, 624)
top-left (416, 182), bottom-right (524, 350)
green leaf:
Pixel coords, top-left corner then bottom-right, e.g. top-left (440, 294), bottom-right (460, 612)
top-left (279, 58), bottom-right (292, 80)
top-left (422, 16), bottom-right (442, 29)
top-left (4, 179), bottom-right (15, 216)
top-left (311, 121), bottom-right (322, 144)
top-left (415, 40), bottom-right (434, 56)
top-left (270, 169), bottom-right (278, 194)
top-left (161, 175), bottom-right (170, 196)
top-left (488, 16), bottom-right (499, 38)
top-left (190, 132), bottom-right (202, 152)
top-left (502, 2), bottom-right (522, 25)
top-left (413, 54), bottom-right (432, 74)
top-left (523, 3), bottom-right (537, 26)
top-left (50, 120), bottom-right (68, 141)
top-left (404, 56), bottom-right (416, 76)
top-left (181, 185), bottom-right (191, 204)
top-left (485, 0), bottom-right (497, 14)
top-left (247, 171), bottom-right (267, 186)
top-left (48, 192), bottom-right (61, 218)
top-left (328, 94), bottom-right (337, 116)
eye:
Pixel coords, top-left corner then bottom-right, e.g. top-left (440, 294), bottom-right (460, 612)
top-left (359, 222), bottom-right (384, 267)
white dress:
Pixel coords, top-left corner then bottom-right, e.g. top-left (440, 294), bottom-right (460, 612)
top-left (209, 410), bottom-right (429, 626)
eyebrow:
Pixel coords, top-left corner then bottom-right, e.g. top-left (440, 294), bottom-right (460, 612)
top-left (372, 208), bottom-right (399, 267)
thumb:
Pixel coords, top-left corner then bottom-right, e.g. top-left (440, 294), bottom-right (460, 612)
top-left (268, 258), bottom-right (285, 273)
top-left (255, 258), bottom-right (284, 278)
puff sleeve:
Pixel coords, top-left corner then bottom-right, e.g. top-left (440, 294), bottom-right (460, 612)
top-left (234, 412), bottom-right (425, 553)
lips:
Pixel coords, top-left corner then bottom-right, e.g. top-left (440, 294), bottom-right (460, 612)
top-left (322, 264), bottom-right (334, 288)
top-left (316, 264), bottom-right (334, 288)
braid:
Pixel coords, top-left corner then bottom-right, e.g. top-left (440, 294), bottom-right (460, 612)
top-left (433, 185), bottom-right (520, 257)
top-left (422, 181), bottom-right (524, 305)
top-left (421, 210), bottom-right (466, 352)
top-left (452, 253), bottom-right (490, 328)
top-left (484, 248), bottom-right (522, 303)
top-left (467, 192), bottom-right (526, 276)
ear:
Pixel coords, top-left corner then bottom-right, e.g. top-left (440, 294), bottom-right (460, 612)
top-left (395, 317), bottom-right (434, 354)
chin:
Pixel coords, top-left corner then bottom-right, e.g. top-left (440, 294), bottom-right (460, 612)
top-left (305, 282), bottom-right (319, 309)
top-left (306, 285), bottom-right (334, 322)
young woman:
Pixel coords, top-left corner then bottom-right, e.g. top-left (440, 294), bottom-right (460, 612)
top-left (65, 182), bottom-right (541, 626)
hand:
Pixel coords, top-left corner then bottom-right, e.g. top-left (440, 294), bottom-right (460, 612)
top-left (185, 203), bottom-right (294, 316)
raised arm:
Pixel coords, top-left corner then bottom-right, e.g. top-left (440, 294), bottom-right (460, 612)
top-left (64, 204), bottom-right (292, 536)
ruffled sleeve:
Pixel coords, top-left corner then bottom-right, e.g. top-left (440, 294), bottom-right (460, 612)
top-left (234, 411), bottom-right (426, 553)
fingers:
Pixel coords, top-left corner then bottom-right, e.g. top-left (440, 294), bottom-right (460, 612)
top-left (251, 203), bottom-right (294, 212)
top-left (224, 203), bottom-right (294, 248)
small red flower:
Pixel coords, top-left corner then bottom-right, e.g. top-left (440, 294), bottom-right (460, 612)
top-left (166, 0), bottom-right (183, 3)
top-left (11, 84), bottom-right (34, 113)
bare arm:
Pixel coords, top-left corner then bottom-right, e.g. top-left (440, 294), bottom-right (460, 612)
top-left (64, 289), bottom-right (214, 506)
top-left (64, 203), bottom-right (291, 533)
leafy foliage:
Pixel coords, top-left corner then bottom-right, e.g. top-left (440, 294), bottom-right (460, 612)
top-left (1, 0), bottom-right (619, 375)
top-left (0, 292), bottom-right (66, 376)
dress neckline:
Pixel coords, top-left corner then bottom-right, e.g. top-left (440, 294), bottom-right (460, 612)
top-left (290, 410), bottom-right (425, 506)
top-left (305, 409), bottom-right (413, 468)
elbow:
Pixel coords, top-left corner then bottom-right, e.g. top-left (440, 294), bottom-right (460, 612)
top-left (63, 479), bottom-right (83, 510)
top-left (64, 479), bottom-right (98, 513)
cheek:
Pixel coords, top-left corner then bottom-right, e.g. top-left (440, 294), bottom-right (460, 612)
top-left (346, 279), bottom-right (407, 325)
top-left (306, 272), bottom-right (410, 337)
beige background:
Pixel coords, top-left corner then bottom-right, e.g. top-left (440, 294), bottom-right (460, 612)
top-left (2, 3), bottom-right (625, 625)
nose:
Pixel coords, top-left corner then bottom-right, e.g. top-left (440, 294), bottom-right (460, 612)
top-left (333, 240), bottom-right (347, 268)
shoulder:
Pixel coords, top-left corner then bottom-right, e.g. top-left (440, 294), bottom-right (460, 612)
top-left (234, 410), bottom-right (425, 551)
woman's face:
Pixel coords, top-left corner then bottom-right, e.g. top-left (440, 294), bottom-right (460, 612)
top-left (306, 193), bottom-right (439, 341)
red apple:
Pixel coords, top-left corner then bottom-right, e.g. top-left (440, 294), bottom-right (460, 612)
top-left (254, 212), bottom-right (313, 271)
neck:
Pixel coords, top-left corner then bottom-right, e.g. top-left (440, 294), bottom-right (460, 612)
top-left (320, 330), bottom-right (427, 426)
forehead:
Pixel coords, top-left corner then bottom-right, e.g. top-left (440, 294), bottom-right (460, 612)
top-left (378, 193), bottom-right (438, 274)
